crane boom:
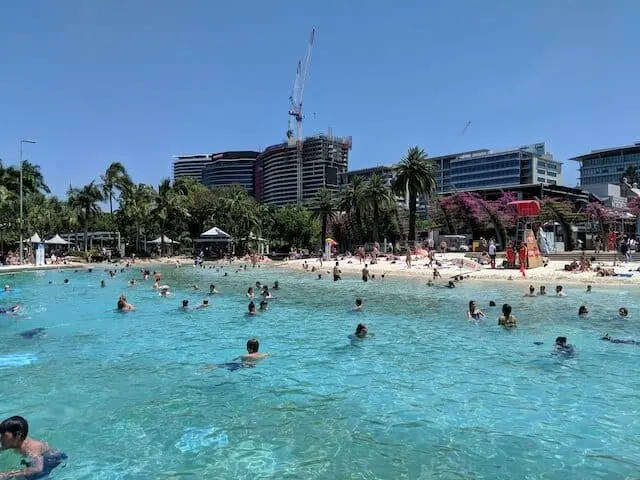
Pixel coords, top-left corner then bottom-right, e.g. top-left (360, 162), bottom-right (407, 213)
top-left (286, 28), bottom-right (316, 203)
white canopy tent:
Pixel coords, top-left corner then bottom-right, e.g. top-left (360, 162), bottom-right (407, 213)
top-left (28, 233), bottom-right (42, 244)
top-left (195, 227), bottom-right (233, 257)
top-left (45, 234), bottom-right (70, 245)
top-left (200, 227), bottom-right (232, 240)
top-left (147, 235), bottom-right (180, 245)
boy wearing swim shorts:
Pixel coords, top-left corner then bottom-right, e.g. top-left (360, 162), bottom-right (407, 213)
top-left (0, 416), bottom-right (67, 479)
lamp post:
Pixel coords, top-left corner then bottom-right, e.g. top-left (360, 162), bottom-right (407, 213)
top-left (19, 139), bottom-right (37, 265)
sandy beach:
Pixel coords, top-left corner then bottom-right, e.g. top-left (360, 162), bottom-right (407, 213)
top-left (273, 253), bottom-right (640, 286)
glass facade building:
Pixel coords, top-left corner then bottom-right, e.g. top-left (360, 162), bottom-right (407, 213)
top-left (200, 151), bottom-right (259, 196)
top-left (571, 143), bottom-right (640, 186)
top-left (173, 154), bottom-right (212, 181)
top-left (432, 143), bottom-right (562, 193)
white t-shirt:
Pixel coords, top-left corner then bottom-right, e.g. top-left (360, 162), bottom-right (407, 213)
top-left (488, 244), bottom-right (496, 255)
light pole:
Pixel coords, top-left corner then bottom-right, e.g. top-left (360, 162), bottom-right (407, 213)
top-left (19, 139), bottom-right (37, 265)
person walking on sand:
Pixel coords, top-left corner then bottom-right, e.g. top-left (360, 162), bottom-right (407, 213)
top-left (488, 240), bottom-right (497, 269)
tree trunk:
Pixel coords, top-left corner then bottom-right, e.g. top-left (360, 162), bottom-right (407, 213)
top-left (83, 210), bottom-right (89, 252)
top-left (109, 192), bottom-right (116, 251)
top-left (408, 191), bottom-right (417, 242)
top-left (321, 215), bottom-right (328, 251)
top-left (372, 204), bottom-right (380, 242)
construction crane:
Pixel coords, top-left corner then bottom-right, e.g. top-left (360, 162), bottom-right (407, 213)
top-left (286, 28), bottom-right (315, 203)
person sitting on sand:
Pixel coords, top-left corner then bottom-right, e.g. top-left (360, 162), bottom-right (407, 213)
top-left (555, 285), bottom-right (566, 297)
top-left (498, 303), bottom-right (517, 327)
top-left (468, 301), bottom-right (485, 321)
top-left (117, 294), bottom-right (134, 311)
top-left (523, 285), bottom-right (537, 297)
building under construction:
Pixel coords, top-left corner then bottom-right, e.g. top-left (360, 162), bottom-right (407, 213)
top-left (256, 134), bottom-right (352, 205)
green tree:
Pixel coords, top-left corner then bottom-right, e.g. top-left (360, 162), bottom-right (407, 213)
top-left (392, 147), bottom-right (438, 242)
top-left (364, 173), bottom-right (395, 242)
top-left (621, 166), bottom-right (640, 186)
top-left (150, 179), bottom-right (190, 254)
top-left (101, 162), bottom-right (130, 241)
top-left (119, 182), bottom-right (155, 252)
top-left (67, 181), bottom-right (104, 251)
top-left (310, 188), bottom-right (337, 250)
top-left (338, 176), bottom-right (366, 245)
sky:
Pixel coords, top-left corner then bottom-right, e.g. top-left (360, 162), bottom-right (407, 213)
top-left (1, 0), bottom-right (639, 197)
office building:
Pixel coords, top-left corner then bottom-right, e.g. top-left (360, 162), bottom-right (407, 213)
top-left (257, 134), bottom-right (351, 205)
top-left (432, 143), bottom-right (562, 194)
top-left (173, 154), bottom-right (212, 181)
top-left (570, 143), bottom-right (640, 188)
top-left (201, 151), bottom-right (260, 196)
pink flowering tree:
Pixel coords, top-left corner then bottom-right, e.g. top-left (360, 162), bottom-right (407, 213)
top-left (584, 201), bottom-right (614, 237)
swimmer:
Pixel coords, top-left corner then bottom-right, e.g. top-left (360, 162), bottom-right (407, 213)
top-left (196, 299), bottom-right (210, 310)
top-left (247, 287), bottom-right (254, 299)
top-left (426, 280), bottom-right (434, 287)
top-left (153, 280), bottom-right (159, 289)
top-left (489, 301), bottom-right (496, 307)
top-left (193, 284), bottom-right (199, 291)
top-left (586, 285), bottom-right (592, 293)
top-left (0, 416), bottom-right (67, 479)
top-left (159, 287), bottom-right (171, 297)
top-left (333, 262), bottom-right (342, 281)
top-left (259, 299), bottom-right (268, 311)
top-left (555, 285), bottom-right (566, 297)
top-left (354, 323), bottom-right (368, 338)
top-left (209, 284), bottom-right (219, 295)
top-left (353, 298), bottom-right (363, 311)
top-left (539, 285), bottom-right (547, 296)
top-left (273, 281), bottom-right (280, 290)
top-left (247, 301), bottom-right (257, 315)
top-left (261, 286), bottom-right (272, 299)
top-left (3, 285), bottom-right (11, 292)
top-left (498, 303), bottom-right (517, 327)
top-left (317, 274), bottom-right (322, 280)
top-left (601, 333), bottom-right (638, 345)
top-left (128, 279), bottom-right (136, 286)
top-left (578, 305), bottom-right (589, 317)
top-left (468, 301), bottom-right (485, 321)
top-left (255, 281), bottom-right (262, 288)
top-left (553, 336), bottom-right (574, 355)
top-left (0, 305), bottom-right (20, 315)
top-left (181, 299), bottom-right (190, 311)
top-left (63, 279), bottom-right (69, 284)
top-left (619, 307), bottom-right (629, 317)
top-left (446, 280), bottom-right (455, 289)
top-left (117, 294), bottom-right (134, 311)
top-left (523, 285), bottom-right (536, 297)
top-left (100, 280), bottom-right (106, 288)
top-left (235, 338), bottom-right (269, 363)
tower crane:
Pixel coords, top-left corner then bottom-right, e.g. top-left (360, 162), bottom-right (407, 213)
top-left (286, 28), bottom-right (315, 203)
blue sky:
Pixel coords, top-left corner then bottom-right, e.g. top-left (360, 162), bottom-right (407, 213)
top-left (1, 0), bottom-right (639, 197)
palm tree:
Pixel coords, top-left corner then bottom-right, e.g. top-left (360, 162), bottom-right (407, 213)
top-left (67, 181), bottom-right (104, 251)
top-left (101, 162), bottom-right (130, 245)
top-left (150, 179), bottom-right (189, 255)
top-left (311, 188), bottom-right (337, 250)
top-left (338, 176), bottom-right (366, 245)
top-left (119, 182), bottom-right (154, 252)
top-left (364, 173), bottom-right (395, 242)
top-left (621, 165), bottom-right (640, 186)
top-left (392, 147), bottom-right (438, 242)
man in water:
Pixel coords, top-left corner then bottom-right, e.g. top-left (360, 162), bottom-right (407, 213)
top-left (523, 285), bottom-right (537, 297)
top-left (353, 298), bottom-right (363, 311)
top-left (0, 415), bottom-right (67, 479)
top-left (196, 299), bottom-right (210, 310)
top-left (117, 295), bottom-right (134, 312)
top-left (247, 301), bottom-right (257, 315)
top-left (361, 264), bottom-right (370, 282)
top-left (333, 262), bottom-right (341, 282)
top-left (235, 338), bottom-right (269, 363)
top-left (553, 336), bottom-right (574, 355)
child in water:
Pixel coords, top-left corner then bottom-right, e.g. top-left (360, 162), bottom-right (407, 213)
top-left (0, 416), bottom-right (67, 479)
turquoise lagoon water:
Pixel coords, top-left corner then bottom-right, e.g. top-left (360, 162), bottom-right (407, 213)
top-left (0, 265), bottom-right (639, 479)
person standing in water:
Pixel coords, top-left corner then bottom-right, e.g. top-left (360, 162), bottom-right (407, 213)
top-left (333, 262), bottom-right (341, 282)
top-left (361, 264), bottom-right (370, 282)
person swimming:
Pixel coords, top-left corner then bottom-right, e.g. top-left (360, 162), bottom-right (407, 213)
top-left (578, 305), bottom-right (589, 317)
top-left (538, 285), bottom-right (547, 295)
top-left (181, 299), bottom-right (190, 311)
top-left (619, 307), bottom-right (629, 317)
top-left (555, 285), bottom-right (566, 297)
top-left (262, 286), bottom-right (272, 299)
top-left (247, 301), bottom-right (257, 315)
top-left (523, 285), bottom-right (536, 297)
top-left (498, 303), bottom-right (517, 327)
top-left (354, 323), bottom-right (368, 337)
top-left (553, 336), bottom-right (574, 355)
top-left (117, 294), bottom-right (134, 312)
top-left (272, 281), bottom-right (279, 290)
top-left (601, 333), bottom-right (638, 345)
top-left (247, 287), bottom-right (254, 299)
top-left (100, 280), bottom-right (106, 288)
top-left (209, 284), bottom-right (219, 295)
top-left (353, 298), bottom-right (363, 311)
top-left (196, 299), bottom-right (210, 309)
top-left (235, 338), bottom-right (269, 363)
top-left (259, 299), bottom-right (268, 311)
top-left (468, 301), bottom-right (485, 321)
top-left (0, 415), bottom-right (67, 480)
top-left (0, 305), bottom-right (20, 315)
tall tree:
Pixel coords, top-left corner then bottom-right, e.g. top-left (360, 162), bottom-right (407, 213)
top-left (67, 181), bottom-right (104, 251)
top-left (150, 179), bottom-right (190, 255)
top-left (101, 162), bottom-right (130, 244)
top-left (119, 182), bottom-right (154, 252)
top-left (311, 188), bottom-right (337, 250)
top-left (392, 147), bottom-right (438, 242)
top-left (338, 176), bottom-right (366, 245)
top-left (620, 166), bottom-right (640, 186)
top-left (365, 173), bottom-right (395, 242)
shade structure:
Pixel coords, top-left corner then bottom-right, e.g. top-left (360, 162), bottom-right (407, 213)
top-left (29, 233), bottom-right (42, 244)
top-left (45, 234), bottom-right (70, 245)
top-left (508, 200), bottom-right (540, 217)
top-left (147, 235), bottom-right (179, 245)
top-left (200, 227), bottom-right (232, 239)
